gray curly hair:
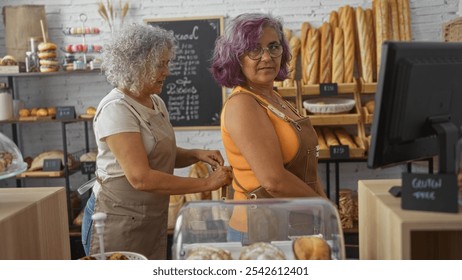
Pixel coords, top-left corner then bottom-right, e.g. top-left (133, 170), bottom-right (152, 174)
top-left (102, 24), bottom-right (176, 95)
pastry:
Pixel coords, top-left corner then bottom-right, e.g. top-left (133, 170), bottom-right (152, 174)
top-left (36, 108), bottom-right (48, 117)
top-left (239, 242), bottom-right (286, 260)
top-left (186, 246), bottom-right (233, 260)
top-left (47, 107), bottom-right (57, 117)
top-left (79, 151), bottom-right (97, 162)
top-left (79, 255), bottom-right (97, 260)
top-left (86, 106), bottom-right (96, 115)
top-left (19, 108), bottom-right (30, 118)
top-left (106, 252), bottom-right (129, 260)
top-left (293, 236), bottom-right (331, 260)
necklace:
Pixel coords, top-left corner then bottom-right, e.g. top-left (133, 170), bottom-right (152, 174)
top-left (248, 86), bottom-right (286, 109)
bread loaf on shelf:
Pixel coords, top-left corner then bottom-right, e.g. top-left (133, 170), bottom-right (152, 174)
top-left (356, 7), bottom-right (374, 83)
top-left (284, 36), bottom-right (301, 87)
top-left (315, 127), bottom-right (328, 150)
top-left (334, 127), bottom-right (357, 149)
top-left (329, 10), bottom-right (339, 30)
top-left (397, 0), bottom-right (412, 40)
top-left (300, 22), bottom-right (311, 77)
top-left (332, 27), bottom-right (344, 84)
top-left (388, 0), bottom-right (400, 40)
top-left (304, 28), bottom-right (320, 85)
top-left (320, 22), bottom-right (332, 84)
top-left (29, 150), bottom-right (74, 171)
top-left (340, 5), bottom-right (356, 83)
top-left (365, 8), bottom-right (377, 82)
top-left (322, 127), bottom-right (340, 146)
top-left (374, 0), bottom-right (390, 75)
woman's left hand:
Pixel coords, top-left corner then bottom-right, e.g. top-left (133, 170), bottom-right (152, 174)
top-left (195, 149), bottom-right (224, 169)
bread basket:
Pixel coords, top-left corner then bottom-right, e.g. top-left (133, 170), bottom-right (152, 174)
top-left (303, 98), bottom-right (355, 114)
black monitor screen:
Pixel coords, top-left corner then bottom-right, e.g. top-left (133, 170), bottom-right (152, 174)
top-left (368, 41), bottom-right (462, 170)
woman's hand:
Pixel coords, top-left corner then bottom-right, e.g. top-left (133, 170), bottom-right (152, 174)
top-left (195, 149), bottom-right (225, 170)
top-left (206, 165), bottom-right (233, 190)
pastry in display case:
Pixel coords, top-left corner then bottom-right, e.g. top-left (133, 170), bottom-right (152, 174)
top-left (172, 198), bottom-right (345, 260)
top-left (0, 132), bottom-right (27, 180)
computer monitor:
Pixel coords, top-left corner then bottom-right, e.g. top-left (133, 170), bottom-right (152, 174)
top-left (368, 41), bottom-right (462, 174)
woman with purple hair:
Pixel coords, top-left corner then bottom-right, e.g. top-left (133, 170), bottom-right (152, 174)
top-left (211, 13), bottom-right (327, 242)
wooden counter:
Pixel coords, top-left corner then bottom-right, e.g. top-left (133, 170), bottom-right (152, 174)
top-left (0, 187), bottom-right (70, 259)
top-left (358, 179), bottom-right (462, 259)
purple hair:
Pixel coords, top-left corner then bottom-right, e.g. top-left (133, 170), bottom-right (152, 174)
top-left (210, 13), bottom-right (291, 88)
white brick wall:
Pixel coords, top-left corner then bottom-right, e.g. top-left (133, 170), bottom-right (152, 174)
top-left (0, 0), bottom-right (459, 195)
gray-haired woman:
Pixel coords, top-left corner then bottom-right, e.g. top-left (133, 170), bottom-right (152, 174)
top-left (81, 24), bottom-right (232, 259)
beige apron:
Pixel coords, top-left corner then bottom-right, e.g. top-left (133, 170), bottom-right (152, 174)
top-left (89, 96), bottom-right (176, 260)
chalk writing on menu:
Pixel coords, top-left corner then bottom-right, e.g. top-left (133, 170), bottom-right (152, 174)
top-left (147, 17), bottom-right (223, 127)
top-left (167, 25), bottom-right (201, 122)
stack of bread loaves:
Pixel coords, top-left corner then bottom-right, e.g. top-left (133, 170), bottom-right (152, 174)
top-left (38, 42), bottom-right (59, 72)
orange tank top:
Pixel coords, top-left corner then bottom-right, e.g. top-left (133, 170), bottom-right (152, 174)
top-left (221, 86), bottom-right (300, 231)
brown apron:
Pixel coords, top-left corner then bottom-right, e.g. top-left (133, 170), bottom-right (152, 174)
top-left (89, 96), bottom-right (176, 260)
top-left (230, 90), bottom-right (324, 197)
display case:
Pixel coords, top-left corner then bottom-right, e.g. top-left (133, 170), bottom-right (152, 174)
top-left (172, 198), bottom-right (345, 260)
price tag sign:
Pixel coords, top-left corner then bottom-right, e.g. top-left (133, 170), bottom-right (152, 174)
top-left (319, 83), bottom-right (338, 96)
top-left (401, 172), bottom-right (459, 213)
top-left (42, 159), bottom-right (62, 171)
top-left (56, 106), bottom-right (76, 120)
top-left (80, 161), bottom-right (96, 174)
top-left (330, 145), bottom-right (349, 159)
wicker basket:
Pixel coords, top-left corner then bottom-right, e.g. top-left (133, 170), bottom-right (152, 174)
top-left (444, 17), bottom-right (462, 42)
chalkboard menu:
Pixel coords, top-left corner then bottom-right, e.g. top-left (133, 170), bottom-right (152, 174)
top-left (145, 17), bottom-right (224, 128)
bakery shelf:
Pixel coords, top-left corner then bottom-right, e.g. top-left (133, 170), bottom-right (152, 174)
top-left (362, 106), bottom-right (373, 124)
top-left (358, 79), bottom-right (377, 94)
top-left (17, 162), bottom-right (81, 178)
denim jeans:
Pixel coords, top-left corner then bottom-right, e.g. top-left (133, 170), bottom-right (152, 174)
top-left (227, 226), bottom-right (249, 244)
top-left (81, 192), bottom-right (95, 255)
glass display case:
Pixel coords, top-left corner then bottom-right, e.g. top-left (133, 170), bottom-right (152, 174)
top-left (172, 198), bottom-right (345, 260)
top-left (0, 132), bottom-right (27, 180)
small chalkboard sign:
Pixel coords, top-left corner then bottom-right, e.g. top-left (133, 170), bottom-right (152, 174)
top-left (401, 172), bottom-right (459, 213)
top-left (81, 161), bottom-right (96, 174)
top-left (330, 145), bottom-right (349, 159)
top-left (145, 16), bottom-right (225, 128)
top-left (320, 83), bottom-right (338, 96)
top-left (42, 159), bottom-right (62, 171)
top-left (56, 106), bottom-right (76, 120)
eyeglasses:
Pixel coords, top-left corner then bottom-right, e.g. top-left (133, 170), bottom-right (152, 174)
top-left (247, 43), bottom-right (283, 60)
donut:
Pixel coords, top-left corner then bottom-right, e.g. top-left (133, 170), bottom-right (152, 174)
top-left (38, 42), bottom-right (57, 52)
top-left (239, 242), bottom-right (286, 260)
top-left (186, 246), bottom-right (233, 260)
top-left (292, 236), bottom-right (331, 260)
top-left (38, 51), bottom-right (57, 59)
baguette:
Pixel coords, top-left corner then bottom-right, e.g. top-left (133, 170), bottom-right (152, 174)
top-left (365, 8), bottom-right (377, 82)
top-left (397, 0), bottom-right (411, 40)
top-left (322, 127), bottom-right (340, 146)
top-left (334, 127), bottom-right (357, 149)
top-left (320, 22), bottom-right (332, 84)
top-left (356, 7), bottom-right (374, 83)
top-left (300, 22), bottom-right (311, 83)
top-left (374, 0), bottom-right (390, 76)
top-left (341, 5), bottom-right (356, 83)
top-left (388, 0), bottom-right (400, 40)
top-left (284, 28), bottom-right (292, 42)
top-left (284, 36), bottom-right (301, 87)
top-left (329, 11), bottom-right (339, 30)
top-left (305, 28), bottom-right (320, 85)
top-left (315, 127), bottom-right (328, 150)
top-left (332, 28), bottom-right (344, 84)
